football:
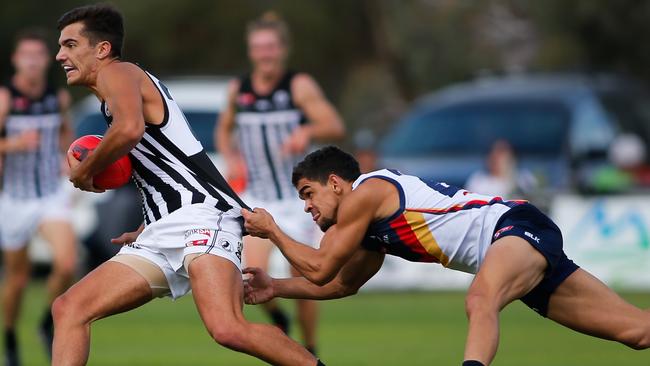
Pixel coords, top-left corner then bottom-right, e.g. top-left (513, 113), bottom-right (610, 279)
top-left (68, 135), bottom-right (133, 189)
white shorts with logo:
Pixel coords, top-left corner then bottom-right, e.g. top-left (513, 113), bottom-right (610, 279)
top-left (242, 192), bottom-right (320, 247)
top-left (0, 187), bottom-right (72, 250)
top-left (115, 203), bottom-right (243, 299)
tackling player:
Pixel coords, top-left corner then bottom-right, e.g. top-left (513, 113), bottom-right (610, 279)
top-left (243, 146), bottom-right (650, 366)
top-left (0, 29), bottom-right (76, 365)
top-left (52, 5), bottom-right (323, 366)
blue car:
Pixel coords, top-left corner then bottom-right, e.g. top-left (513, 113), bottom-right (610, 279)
top-left (379, 74), bottom-right (650, 193)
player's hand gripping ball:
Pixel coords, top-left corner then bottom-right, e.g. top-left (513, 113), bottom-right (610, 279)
top-left (68, 135), bottom-right (132, 189)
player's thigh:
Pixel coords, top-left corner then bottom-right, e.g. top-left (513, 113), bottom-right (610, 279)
top-left (547, 268), bottom-right (649, 341)
top-left (54, 260), bottom-right (153, 322)
top-left (188, 254), bottom-right (245, 327)
top-left (469, 236), bottom-right (547, 309)
top-left (243, 235), bottom-right (274, 271)
top-left (39, 220), bottom-right (76, 270)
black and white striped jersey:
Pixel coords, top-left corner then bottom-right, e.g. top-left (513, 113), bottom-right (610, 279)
top-left (235, 72), bottom-right (307, 201)
top-left (100, 69), bottom-right (248, 226)
top-left (1, 84), bottom-right (62, 199)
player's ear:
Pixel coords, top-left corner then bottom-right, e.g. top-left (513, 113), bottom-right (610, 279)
top-left (96, 40), bottom-right (112, 60)
top-left (329, 174), bottom-right (342, 194)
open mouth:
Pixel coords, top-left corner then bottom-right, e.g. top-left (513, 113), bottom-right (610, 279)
top-left (312, 213), bottom-right (320, 222)
top-left (62, 65), bottom-right (77, 76)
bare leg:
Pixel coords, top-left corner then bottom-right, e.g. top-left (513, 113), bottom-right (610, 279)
top-left (40, 220), bottom-right (77, 304)
top-left (188, 254), bottom-right (317, 365)
top-left (51, 261), bottom-right (153, 366)
top-left (1, 247), bottom-right (30, 330)
top-left (244, 235), bottom-right (289, 329)
top-left (290, 265), bottom-right (318, 351)
top-left (463, 236), bottom-right (547, 365)
top-left (547, 268), bottom-right (650, 349)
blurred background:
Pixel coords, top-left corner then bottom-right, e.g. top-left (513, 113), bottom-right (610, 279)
top-left (2, 0), bottom-right (650, 365)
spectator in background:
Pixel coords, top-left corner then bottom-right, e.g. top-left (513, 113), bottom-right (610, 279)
top-left (0, 29), bottom-right (76, 365)
top-left (591, 133), bottom-right (650, 192)
top-left (215, 12), bottom-right (345, 354)
top-left (466, 139), bottom-right (537, 198)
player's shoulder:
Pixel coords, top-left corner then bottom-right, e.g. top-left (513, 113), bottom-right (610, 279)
top-left (96, 62), bottom-right (145, 91)
top-left (290, 72), bottom-right (319, 90)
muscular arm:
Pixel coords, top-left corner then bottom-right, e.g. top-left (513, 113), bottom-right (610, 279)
top-left (215, 79), bottom-right (245, 179)
top-left (292, 74), bottom-right (345, 141)
top-left (243, 179), bottom-right (395, 286)
top-left (273, 249), bottom-right (385, 300)
top-left (69, 64), bottom-right (145, 187)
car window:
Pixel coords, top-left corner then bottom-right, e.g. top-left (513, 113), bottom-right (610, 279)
top-left (75, 111), bottom-right (219, 152)
top-left (381, 99), bottom-right (570, 156)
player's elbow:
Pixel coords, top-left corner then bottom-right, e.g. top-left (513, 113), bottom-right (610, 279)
top-left (335, 282), bottom-right (359, 298)
top-left (307, 268), bottom-right (336, 287)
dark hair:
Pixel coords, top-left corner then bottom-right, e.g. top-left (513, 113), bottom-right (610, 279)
top-left (14, 28), bottom-right (51, 53)
top-left (292, 146), bottom-right (361, 187)
top-left (246, 11), bottom-right (291, 47)
top-left (57, 4), bottom-right (124, 58)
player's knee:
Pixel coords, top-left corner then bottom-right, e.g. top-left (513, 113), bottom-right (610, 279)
top-left (465, 289), bottom-right (498, 318)
top-left (5, 268), bottom-right (30, 290)
top-left (52, 292), bottom-right (85, 325)
top-left (52, 258), bottom-right (76, 280)
top-left (207, 321), bottom-right (249, 351)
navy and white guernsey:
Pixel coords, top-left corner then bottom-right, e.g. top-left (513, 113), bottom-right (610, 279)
top-left (235, 72), bottom-right (307, 201)
top-left (100, 70), bottom-right (248, 225)
top-left (1, 83), bottom-right (62, 199)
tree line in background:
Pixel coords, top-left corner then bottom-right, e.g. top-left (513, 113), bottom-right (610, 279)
top-left (1, 0), bottom-right (649, 142)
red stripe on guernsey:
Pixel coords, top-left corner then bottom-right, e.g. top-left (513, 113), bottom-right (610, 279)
top-left (389, 214), bottom-right (439, 263)
top-left (406, 197), bottom-right (526, 215)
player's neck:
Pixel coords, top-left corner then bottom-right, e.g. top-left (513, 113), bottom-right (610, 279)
top-left (12, 73), bottom-right (46, 99)
top-left (251, 68), bottom-right (284, 93)
top-left (86, 58), bottom-right (122, 99)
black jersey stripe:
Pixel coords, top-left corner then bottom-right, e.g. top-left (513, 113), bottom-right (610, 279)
top-left (146, 128), bottom-right (247, 210)
top-left (130, 156), bottom-right (180, 219)
top-left (132, 175), bottom-right (153, 225)
top-left (138, 138), bottom-right (208, 205)
top-left (260, 124), bottom-right (283, 200)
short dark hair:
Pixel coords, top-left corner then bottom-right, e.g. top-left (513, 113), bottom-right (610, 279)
top-left (14, 28), bottom-right (51, 53)
top-left (57, 4), bottom-right (124, 58)
top-left (292, 146), bottom-right (361, 187)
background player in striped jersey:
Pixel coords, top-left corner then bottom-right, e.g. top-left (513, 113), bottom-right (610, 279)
top-left (52, 5), bottom-right (323, 366)
top-left (0, 29), bottom-right (77, 365)
top-left (216, 12), bottom-right (345, 353)
top-left (242, 146), bottom-right (650, 366)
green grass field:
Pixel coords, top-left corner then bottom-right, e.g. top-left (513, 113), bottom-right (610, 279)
top-left (8, 282), bottom-right (650, 365)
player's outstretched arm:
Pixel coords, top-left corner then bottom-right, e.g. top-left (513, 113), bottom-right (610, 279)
top-left (215, 79), bottom-right (245, 179)
top-left (244, 248), bottom-right (385, 304)
top-left (243, 181), bottom-right (384, 285)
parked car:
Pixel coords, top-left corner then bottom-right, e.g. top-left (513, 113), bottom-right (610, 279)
top-left (378, 74), bottom-right (650, 195)
top-left (70, 76), bottom-right (230, 270)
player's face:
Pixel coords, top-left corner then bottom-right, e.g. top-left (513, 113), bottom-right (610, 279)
top-left (296, 178), bottom-right (339, 232)
top-left (56, 22), bottom-right (100, 86)
top-left (248, 29), bottom-right (287, 75)
top-left (12, 40), bottom-right (50, 79)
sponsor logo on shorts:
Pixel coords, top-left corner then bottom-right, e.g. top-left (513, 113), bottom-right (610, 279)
top-left (126, 243), bottom-right (142, 249)
top-left (219, 237), bottom-right (232, 252)
top-left (184, 229), bottom-right (213, 239)
top-left (525, 231), bottom-right (540, 243)
top-left (493, 225), bottom-right (514, 240)
top-left (186, 239), bottom-right (209, 247)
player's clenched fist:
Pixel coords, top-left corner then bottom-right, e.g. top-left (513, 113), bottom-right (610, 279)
top-left (241, 207), bottom-right (277, 239)
top-left (243, 267), bottom-right (275, 304)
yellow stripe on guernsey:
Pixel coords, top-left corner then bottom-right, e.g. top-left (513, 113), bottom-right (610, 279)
top-left (403, 210), bottom-right (450, 266)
